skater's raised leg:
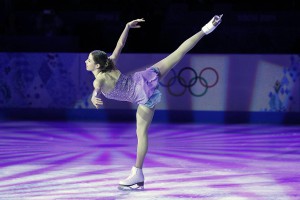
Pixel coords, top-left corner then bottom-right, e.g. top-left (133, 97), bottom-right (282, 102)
top-left (155, 14), bottom-right (222, 80)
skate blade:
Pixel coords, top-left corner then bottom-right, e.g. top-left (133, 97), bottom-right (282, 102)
top-left (118, 183), bottom-right (144, 191)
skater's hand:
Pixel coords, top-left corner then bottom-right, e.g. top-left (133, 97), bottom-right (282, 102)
top-left (127, 18), bottom-right (145, 28)
top-left (91, 96), bottom-right (103, 109)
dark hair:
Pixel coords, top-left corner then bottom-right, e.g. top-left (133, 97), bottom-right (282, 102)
top-left (90, 50), bottom-right (116, 72)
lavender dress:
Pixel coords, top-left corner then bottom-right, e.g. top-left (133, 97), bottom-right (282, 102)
top-left (101, 67), bottom-right (161, 108)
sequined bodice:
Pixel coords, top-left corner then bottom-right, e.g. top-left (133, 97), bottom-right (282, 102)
top-left (100, 67), bottom-right (161, 106)
top-left (101, 73), bottom-right (143, 104)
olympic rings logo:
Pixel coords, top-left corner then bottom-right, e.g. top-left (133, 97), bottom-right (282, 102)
top-left (159, 67), bottom-right (219, 97)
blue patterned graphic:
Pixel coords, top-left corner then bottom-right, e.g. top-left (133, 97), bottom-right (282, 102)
top-left (266, 55), bottom-right (300, 112)
top-left (0, 53), bottom-right (79, 108)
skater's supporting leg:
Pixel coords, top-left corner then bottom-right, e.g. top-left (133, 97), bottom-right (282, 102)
top-left (135, 105), bottom-right (155, 168)
top-left (118, 105), bottom-right (154, 189)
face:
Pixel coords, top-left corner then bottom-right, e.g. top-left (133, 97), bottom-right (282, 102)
top-left (85, 53), bottom-right (99, 71)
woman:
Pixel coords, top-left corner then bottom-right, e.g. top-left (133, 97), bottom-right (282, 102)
top-left (85, 14), bottom-right (222, 190)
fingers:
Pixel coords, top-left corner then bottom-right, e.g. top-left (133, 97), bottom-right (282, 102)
top-left (92, 97), bottom-right (102, 103)
top-left (137, 18), bottom-right (145, 22)
top-left (94, 98), bottom-right (103, 104)
top-left (132, 18), bottom-right (144, 23)
top-left (93, 102), bottom-right (103, 109)
top-left (91, 97), bottom-right (103, 108)
top-left (94, 101), bottom-right (103, 106)
top-left (129, 18), bottom-right (145, 28)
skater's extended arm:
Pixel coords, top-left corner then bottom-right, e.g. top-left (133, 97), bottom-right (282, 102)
top-left (109, 18), bottom-right (145, 64)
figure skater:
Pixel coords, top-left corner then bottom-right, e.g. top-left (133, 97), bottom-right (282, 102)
top-left (85, 14), bottom-right (223, 190)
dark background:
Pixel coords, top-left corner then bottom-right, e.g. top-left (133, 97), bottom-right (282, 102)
top-left (1, 0), bottom-right (300, 54)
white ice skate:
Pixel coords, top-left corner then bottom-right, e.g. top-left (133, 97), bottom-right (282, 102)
top-left (201, 14), bottom-right (223, 34)
top-left (118, 166), bottom-right (144, 191)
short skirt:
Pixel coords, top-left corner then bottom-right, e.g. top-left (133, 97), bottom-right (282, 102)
top-left (141, 66), bottom-right (162, 109)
